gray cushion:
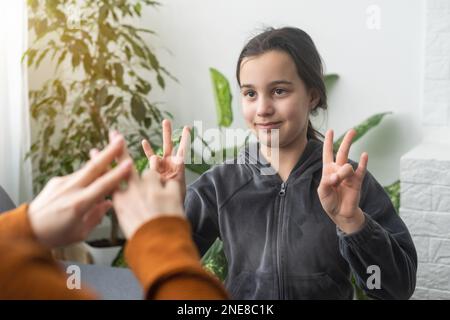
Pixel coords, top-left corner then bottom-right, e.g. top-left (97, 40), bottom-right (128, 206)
top-left (62, 261), bottom-right (143, 300)
top-left (0, 186), bottom-right (16, 213)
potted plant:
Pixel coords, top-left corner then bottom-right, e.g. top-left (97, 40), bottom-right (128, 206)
top-left (24, 0), bottom-right (173, 265)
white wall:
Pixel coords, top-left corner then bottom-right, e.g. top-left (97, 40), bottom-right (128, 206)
top-left (139, 0), bottom-right (425, 186)
top-left (400, 0), bottom-right (450, 300)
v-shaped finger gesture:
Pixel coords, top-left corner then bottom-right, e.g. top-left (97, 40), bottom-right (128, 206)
top-left (317, 129), bottom-right (368, 234)
top-left (142, 119), bottom-right (190, 197)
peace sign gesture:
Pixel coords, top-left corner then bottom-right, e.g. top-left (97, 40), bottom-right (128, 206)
top-left (317, 129), bottom-right (368, 234)
top-left (141, 119), bottom-right (191, 197)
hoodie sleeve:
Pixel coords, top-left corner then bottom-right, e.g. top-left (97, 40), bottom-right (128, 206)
top-left (185, 171), bottom-right (221, 256)
top-left (337, 171), bottom-right (417, 300)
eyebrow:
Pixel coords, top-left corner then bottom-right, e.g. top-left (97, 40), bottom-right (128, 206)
top-left (240, 80), bottom-right (293, 89)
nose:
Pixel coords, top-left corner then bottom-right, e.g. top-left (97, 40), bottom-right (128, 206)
top-left (256, 95), bottom-right (275, 117)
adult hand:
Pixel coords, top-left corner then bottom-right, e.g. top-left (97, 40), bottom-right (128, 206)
top-left (28, 135), bottom-right (133, 248)
top-left (113, 134), bottom-right (185, 239)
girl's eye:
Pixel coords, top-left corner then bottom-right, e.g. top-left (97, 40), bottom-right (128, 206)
top-left (274, 88), bottom-right (286, 96)
top-left (244, 90), bottom-right (256, 98)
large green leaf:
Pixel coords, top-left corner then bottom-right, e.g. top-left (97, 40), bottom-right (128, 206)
top-left (111, 246), bottom-right (128, 268)
top-left (324, 73), bottom-right (339, 92)
top-left (384, 180), bottom-right (400, 214)
top-left (134, 156), bottom-right (149, 174)
top-left (351, 275), bottom-right (370, 300)
top-left (210, 68), bottom-right (233, 128)
top-left (131, 94), bottom-right (146, 124)
top-left (185, 147), bottom-right (212, 175)
top-left (185, 163), bottom-right (212, 175)
top-left (202, 238), bottom-right (228, 281)
top-left (333, 112), bottom-right (392, 152)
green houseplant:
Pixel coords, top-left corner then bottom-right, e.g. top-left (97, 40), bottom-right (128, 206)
top-left (24, 0), bottom-right (174, 254)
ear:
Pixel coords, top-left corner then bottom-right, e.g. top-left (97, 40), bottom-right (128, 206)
top-left (308, 88), bottom-right (321, 111)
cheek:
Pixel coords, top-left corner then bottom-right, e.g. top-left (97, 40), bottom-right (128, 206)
top-left (287, 108), bottom-right (306, 122)
top-left (241, 103), bottom-right (255, 126)
top-left (283, 99), bottom-right (309, 122)
top-left (276, 105), bottom-right (301, 123)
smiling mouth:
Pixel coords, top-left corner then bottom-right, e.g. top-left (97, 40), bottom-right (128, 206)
top-left (255, 121), bottom-right (283, 130)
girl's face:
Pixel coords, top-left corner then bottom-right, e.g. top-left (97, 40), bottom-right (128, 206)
top-left (239, 50), bottom-right (318, 148)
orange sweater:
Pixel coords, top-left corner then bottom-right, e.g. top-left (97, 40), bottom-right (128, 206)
top-left (0, 205), bottom-right (229, 300)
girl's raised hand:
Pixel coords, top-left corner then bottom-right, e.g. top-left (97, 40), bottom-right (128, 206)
top-left (317, 129), bottom-right (368, 234)
top-left (141, 119), bottom-right (190, 197)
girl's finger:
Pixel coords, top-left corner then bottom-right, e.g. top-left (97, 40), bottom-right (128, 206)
top-left (162, 119), bottom-right (173, 157)
top-left (317, 169), bottom-right (338, 200)
top-left (317, 177), bottom-right (334, 201)
top-left (334, 163), bottom-right (355, 185)
top-left (355, 152), bottom-right (369, 181)
top-left (336, 129), bottom-right (356, 166)
top-left (176, 126), bottom-right (191, 159)
top-left (323, 129), bottom-right (334, 165)
top-left (142, 139), bottom-right (155, 159)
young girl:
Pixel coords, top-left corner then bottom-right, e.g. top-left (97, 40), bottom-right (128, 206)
top-left (142, 27), bottom-right (417, 300)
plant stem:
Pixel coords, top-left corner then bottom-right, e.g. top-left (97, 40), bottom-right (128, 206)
top-left (110, 209), bottom-right (120, 246)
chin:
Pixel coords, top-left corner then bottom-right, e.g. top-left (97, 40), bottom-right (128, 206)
top-left (255, 130), bottom-right (283, 148)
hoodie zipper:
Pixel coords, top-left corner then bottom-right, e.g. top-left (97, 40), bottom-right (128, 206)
top-left (276, 182), bottom-right (287, 299)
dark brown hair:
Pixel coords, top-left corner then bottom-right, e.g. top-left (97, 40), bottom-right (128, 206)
top-left (236, 27), bottom-right (327, 141)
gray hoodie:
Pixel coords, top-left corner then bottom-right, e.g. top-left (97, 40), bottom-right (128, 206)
top-left (185, 139), bottom-right (417, 299)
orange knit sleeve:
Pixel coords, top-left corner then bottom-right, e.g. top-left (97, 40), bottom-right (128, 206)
top-left (0, 206), bottom-right (229, 299)
top-left (0, 205), bottom-right (97, 299)
top-left (125, 216), bottom-right (229, 300)
top-left (0, 204), bottom-right (36, 240)
top-left (0, 238), bottom-right (97, 299)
